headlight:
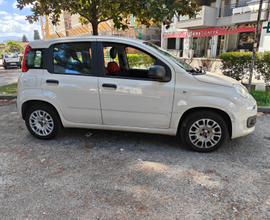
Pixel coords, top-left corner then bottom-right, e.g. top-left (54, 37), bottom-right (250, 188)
top-left (234, 84), bottom-right (249, 98)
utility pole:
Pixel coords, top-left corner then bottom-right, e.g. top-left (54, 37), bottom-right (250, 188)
top-left (248, 0), bottom-right (263, 91)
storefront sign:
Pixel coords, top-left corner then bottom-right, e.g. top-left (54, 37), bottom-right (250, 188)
top-left (163, 23), bottom-right (262, 38)
top-left (238, 32), bottom-right (256, 50)
top-left (263, 22), bottom-right (270, 33)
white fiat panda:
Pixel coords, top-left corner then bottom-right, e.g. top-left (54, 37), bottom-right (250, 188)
top-left (17, 36), bottom-right (257, 152)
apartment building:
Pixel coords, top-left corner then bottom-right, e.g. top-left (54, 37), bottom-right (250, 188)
top-left (161, 0), bottom-right (270, 58)
top-left (47, 12), bottom-right (161, 45)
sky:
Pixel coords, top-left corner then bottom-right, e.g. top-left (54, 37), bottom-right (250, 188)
top-left (0, 0), bottom-right (41, 42)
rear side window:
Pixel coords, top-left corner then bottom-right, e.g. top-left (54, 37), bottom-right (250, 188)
top-left (25, 49), bottom-right (44, 69)
top-left (53, 42), bottom-right (92, 75)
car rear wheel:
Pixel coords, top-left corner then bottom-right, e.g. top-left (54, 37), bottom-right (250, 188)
top-left (180, 111), bottom-right (228, 152)
top-left (25, 104), bottom-right (62, 140)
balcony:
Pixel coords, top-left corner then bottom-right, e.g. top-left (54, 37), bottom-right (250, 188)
top-left (231, 1), bottom-right (269, 23)
top-left (220, 0), bottom-right (269, 19)
top-left (176, 6), bottom-right (217, 29)
top-left (98, 27), bottom-right (161, 42)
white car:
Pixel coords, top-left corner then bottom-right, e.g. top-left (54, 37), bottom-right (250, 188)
top-left (2, 53), bottom-right (21, 69)
top-left (17, 36), bottom-right (257, 152)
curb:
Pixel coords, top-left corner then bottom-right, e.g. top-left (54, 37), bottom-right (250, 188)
top-left (0, 95), bottom-right (17, 100)
top-left (0, 95), bottom-right (270, 113)
top-left (258, 106), bottom-right (270, 113)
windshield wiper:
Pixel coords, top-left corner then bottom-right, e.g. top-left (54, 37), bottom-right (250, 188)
top-left (187, 68), bottom-right (205, 75)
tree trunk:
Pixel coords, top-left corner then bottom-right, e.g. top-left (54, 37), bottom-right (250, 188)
top-left (91, 1), bottom-right (98, 36)
top-left (92, 21), bottom-right (99, 35)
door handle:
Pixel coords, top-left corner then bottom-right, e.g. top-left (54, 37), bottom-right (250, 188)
top-left (46, 79), bottom-right (59, 85)
top-left (102, 83), bottom-right (117, 89)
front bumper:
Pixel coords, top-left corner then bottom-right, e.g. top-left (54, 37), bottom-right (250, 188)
top-left (247, 115), bottom-right (257, 128)
top-left (231, 100), bottom-right (257, 139)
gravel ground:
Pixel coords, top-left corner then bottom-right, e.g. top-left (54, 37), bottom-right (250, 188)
top-left (0, 67), bottom-right (21, 87)
top-left (0, 101), bottom-right (270, 219)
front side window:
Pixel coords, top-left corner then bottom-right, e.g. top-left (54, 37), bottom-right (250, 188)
top-left (125, 47), bottom-right (155, 70)
top-left (103, 46), bottom-right (119, 67)
top-left (53, 42), bottom-right (92, 75)
top-left (102, 42), bottom-right (167, 80)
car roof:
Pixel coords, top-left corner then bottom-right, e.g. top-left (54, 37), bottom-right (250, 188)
top-left (28, 36), bottom-right (147, 49)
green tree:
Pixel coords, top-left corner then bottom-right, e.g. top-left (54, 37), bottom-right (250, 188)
top-left (33, 30), bottom-right (41, 40)
top-left (16, 0), bottom-right (200, 36)
top-left (22, 34), bottom-right (28, 42)
top-left (4, 41), bottom-right (24, 53)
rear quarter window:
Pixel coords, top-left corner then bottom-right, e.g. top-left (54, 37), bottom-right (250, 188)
top-left (26, 49), bottom-right (44, 69)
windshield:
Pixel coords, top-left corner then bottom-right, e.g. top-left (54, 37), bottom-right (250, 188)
top-left (5, 53), bottom-right (19, 58)
top-left (144, 42), bottom-right (193, 71)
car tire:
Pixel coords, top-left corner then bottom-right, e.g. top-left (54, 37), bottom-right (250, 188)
top-left (25, 104), bottom-right (62, 140)
top-left (4, 66), bottom-right (7, 69)
top-left (180, 111), bottom-right (228, 152)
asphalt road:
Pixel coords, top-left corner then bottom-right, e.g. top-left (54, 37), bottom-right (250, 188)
top-left (0, 66), bottom-right (21, 87)
top-left (0, 101), bottom-right (270, 219)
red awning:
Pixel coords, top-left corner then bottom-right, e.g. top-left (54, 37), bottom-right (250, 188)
top-left (163, 23), bottom-right (262, 38)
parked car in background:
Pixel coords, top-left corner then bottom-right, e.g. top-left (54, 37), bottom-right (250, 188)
top-left (2, 53), bottom-right (21, 69)
top-left (17, 36), bottom-right (257, 152)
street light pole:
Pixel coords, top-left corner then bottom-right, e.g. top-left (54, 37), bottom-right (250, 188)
top-left (248, 0), bottom-right (263, 91)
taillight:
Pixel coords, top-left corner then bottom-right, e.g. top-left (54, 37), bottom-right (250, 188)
top-left (22, 45), bottom-right (31, 72)
top-left (3, 59), bottom-right (5, 63)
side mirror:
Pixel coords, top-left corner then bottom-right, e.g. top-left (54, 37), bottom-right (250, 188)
top-left (148, 65), bottom-right (170, 82)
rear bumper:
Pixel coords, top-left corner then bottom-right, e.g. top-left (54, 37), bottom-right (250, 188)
top-left (3, 62), bottom-right (21, 67)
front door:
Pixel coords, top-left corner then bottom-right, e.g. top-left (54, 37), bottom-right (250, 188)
top-left (98, 42), bottom-right (175, 129)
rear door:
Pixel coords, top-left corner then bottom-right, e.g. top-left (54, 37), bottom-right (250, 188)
top-left (41, 41), bottom-right (102, 124)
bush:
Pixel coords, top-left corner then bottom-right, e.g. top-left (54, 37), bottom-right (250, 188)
top-left (127, 54), bottom-right (155, 69)
top-left (256, 52), bottom-right (270, 86)
top-left (19, 54), bottom-right (23, 61)
top-left (218, 51), bottom-right (270, 85)
top-left (218, 52), bottom-right (254, 81)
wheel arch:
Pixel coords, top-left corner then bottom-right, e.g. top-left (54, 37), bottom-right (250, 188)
top-left (178, 107), bottom-right (232, 138)
top-left (22, 100), bottom-right (63, 126)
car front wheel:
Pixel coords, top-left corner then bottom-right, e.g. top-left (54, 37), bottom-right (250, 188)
top-left (180, 111), bottom-right (228, 152)
top-left (25, 104), bottom-right (62, 140)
